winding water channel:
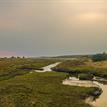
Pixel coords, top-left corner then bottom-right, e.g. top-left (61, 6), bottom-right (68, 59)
top-left (91, 83), bottom-right (107, 107)
top-left (35, 62), bottom-right (107, 107)
top-left (63, 78), bottom-right (107, 107)
top-left (35, 62), bottom-right (61, 72)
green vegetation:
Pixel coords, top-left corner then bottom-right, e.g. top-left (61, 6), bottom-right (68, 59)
top-left (52, 59), bottom-right (107, 79)
top-left (91, 52), bottom-right (107, 61)
top-left (0, 57), bottom-right (102, 107)
top-left (0, 58), bottom-right (57, 81)
top-left (0, 72), bottom-right (100, 107)
top-left (79, 74), bottom-right (94, 80)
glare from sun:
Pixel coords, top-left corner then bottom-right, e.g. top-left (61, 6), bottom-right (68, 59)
top-left (78, 12), bottom-right (105, 22)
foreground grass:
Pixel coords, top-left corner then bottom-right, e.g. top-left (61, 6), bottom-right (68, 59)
top-left (0, 72), bottom-right (99, 107)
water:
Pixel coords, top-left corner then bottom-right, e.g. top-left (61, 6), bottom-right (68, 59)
top-left (35, 62), bottom-right (107, 107)
top-left (35, 62), bottom-right (61, 72)
top-left (63, 77), bottom-right (107, 107)
top-left (91, 83), bottom-right (107, 107)
top-left (42, 62), bottom-right (61, 72)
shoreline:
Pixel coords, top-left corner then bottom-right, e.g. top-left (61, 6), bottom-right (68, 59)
top-left (62, 77), bottom-right (107, 107)
top-left (34, 62), bottom-right (107, 107)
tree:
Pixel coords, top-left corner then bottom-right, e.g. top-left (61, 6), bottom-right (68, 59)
top-left (91, 52), bottom-right (107, 61)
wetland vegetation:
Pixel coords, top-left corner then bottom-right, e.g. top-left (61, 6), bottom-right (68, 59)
top-left (0, 55), bottom-right (106, 107)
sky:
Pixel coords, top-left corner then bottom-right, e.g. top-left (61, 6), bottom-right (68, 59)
top-left (0, 0), bottom-right (107, 57)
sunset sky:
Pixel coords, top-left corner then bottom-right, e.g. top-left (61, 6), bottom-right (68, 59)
top-left (0, 0), bottom-right (107, 57)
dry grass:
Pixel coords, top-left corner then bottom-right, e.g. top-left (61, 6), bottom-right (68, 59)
top-left (86, 60), bottom-right (107, 69)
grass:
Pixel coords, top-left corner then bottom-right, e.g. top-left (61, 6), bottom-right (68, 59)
top-left (0, 58), bottom-right (57, 81)
top-left (52, 60), bottom-right (107, 79)
top-left (0, 58), bottom-right (102, 107)
top-left (0, 72), bottom-right (100, 107)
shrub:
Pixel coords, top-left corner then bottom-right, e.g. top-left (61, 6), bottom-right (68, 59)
top-left (91, 52), bottom-right (107, 61)
top-left (79, 73), bottom-right (94, 80)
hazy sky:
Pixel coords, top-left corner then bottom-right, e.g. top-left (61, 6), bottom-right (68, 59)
top-left (0, 0), bottom-right (107, 57)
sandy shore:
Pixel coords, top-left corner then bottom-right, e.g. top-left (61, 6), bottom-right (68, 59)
top-left (62, 77), bottom-right (100, 88)
top-left (63, 77), bottom-right (107, 107)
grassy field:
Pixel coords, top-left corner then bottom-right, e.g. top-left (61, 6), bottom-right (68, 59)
top-left (52, 59), bottom-right (107, 79)
top-left (0, 72), bottom-right (100, 107)
top-left (0, 58), bottom-right (57, 81)
top-left (0, 58), bottom-right (101, 107)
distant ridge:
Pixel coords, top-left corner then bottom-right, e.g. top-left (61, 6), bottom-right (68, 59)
top-left (39, 54), bottom-right (93, 59)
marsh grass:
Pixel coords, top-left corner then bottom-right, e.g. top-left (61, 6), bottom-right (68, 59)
top-left (52, 60), bottom-right (107, 80)
top-left (0, 72), bottom-right (99, 107)
top-left (0, 58), bottom-right (101, 107)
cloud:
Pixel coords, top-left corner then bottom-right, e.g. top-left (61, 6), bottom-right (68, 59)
top-left (0, 0), bottom-right (106, 30)
top-left (0, 0), bottom-right (106, 56)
